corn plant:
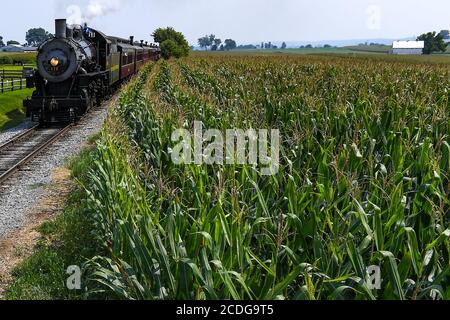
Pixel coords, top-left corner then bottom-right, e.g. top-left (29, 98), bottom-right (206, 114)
top-left (83, 55), bottom-right (449, 300)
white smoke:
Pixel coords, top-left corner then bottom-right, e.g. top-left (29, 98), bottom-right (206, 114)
top-left (85, 0), bottom-right (121, 22)
top-left (66, 0), bottom-right (122, 25)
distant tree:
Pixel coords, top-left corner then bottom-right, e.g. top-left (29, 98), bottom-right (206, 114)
top-left (417, 32), bottom-right (448, 54)
top-left (0, 36), bottom-right (4, 47)
top-left (211, 38), bottom-right (222, 51)
top-left (438, 30), bottom-right (449, 39)
top-left (299, 45), bottom-right (305, 49)
top-left (305, 44), bottom-right (313, 48)
top-left (281, 42), bottom-right (287, 49)
top-left (219, 44), bottom-right (225, 51)
top-left (323, 44), bottom-right (332, 48)
top-left (7, 40), bottom-right (20, 45)
top-left (224, 39), bottom-right (237, 51)
top-left (153, 27), bottom-right (190, 59)
top-left (198, 35), bottom-right (212, 50)
top-left (237, 44), bottom-right (257, 50)
top-left (209, 34), bottom-right (216, 46)
top-left (264, 42), bottom-right (275, 49)
top-left (26, 27), bottom-right (52, 46)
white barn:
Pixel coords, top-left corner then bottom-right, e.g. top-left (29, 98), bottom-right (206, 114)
top-left (391, 41), bottom-right (424, 55)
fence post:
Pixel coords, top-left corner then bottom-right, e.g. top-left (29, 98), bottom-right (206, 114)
top-left (1, 78), bottom-right (3, 94)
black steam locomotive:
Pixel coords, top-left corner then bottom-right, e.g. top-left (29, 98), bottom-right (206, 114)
top-left (24, 19), bottom-right (161, 123)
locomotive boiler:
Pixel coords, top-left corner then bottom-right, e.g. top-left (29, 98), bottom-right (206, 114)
top-left (24, 19), bottom-right (160, 123)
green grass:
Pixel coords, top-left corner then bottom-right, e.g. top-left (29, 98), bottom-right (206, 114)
top-left (344, 45), bottom-right (391, 53)
top-left (0, 65), bottom-right (25, 71)
top-left (0, 52), bottom-right (36, 65)
top-left (4, 146), bottom-right (102, 300)
top-left (0, 89), bottom-right (33, 131)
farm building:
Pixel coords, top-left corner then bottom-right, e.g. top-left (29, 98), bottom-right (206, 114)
top-left (390, 41), bottom-right (424, 55)
top-left (0, 44), bottom-right (37, 53)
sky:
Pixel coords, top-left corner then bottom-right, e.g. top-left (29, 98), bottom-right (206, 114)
top-left (0, 0), bottom-right (449, 45)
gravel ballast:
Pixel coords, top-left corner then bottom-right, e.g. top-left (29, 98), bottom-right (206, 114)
top-left (0, 105), bottom-right (110, 238)
top-left (0, 121), bottom-right (36, 146)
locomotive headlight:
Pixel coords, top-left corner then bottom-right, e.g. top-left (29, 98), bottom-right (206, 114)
top-left (50, 57), bottom-right (60, 67)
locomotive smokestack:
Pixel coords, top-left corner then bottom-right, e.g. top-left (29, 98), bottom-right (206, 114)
top-left (130, 36), bottom-right (134, 45)
top-left (55, 19), bottom-right (67, 39)
top-left (140, 40), bottom-right (144, 47)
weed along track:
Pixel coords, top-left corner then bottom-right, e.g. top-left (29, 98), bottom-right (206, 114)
top-left (0, 125), bottom-right (72, 185)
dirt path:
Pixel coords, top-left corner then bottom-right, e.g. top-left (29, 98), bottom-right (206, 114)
top-left (0, 167), bottom-right (74, 298)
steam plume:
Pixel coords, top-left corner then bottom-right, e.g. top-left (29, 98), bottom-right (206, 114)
top-left (66, 0), bottom-right (122, 25)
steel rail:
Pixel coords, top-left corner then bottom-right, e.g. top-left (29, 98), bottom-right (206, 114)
top-left (0, 124), bottom-right (73, 185)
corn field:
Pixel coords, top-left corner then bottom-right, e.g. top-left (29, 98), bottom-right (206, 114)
top-left (83, 55), bottom-right (449, 300)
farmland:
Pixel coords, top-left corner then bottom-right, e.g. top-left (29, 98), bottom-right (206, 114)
top-left (0, 52), bottom-right (36, 65)
top-left (4, 53), bottom-right (450, 300)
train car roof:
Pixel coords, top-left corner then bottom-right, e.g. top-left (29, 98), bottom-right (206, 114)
top-left (107, 36), bottom-right (131, 44)
top-left (117, 42), bottom-right (139, 51)
top-left (89, 32), bottom-right (155, 51)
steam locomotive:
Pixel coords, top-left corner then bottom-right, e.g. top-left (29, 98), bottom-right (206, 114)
top-left (23, 19), bottom-right (161, 123)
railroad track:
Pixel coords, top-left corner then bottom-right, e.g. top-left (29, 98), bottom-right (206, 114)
top-left (0, 124), bottom-right (72, 185)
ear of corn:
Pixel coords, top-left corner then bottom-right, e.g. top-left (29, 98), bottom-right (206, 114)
top-left (82, 55), bottom-right (449, 300)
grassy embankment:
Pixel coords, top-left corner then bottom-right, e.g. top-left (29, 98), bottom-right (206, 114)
top-left (4, 53), bottom-right (450, 300)
top-left (0, 89), bottom-right (33, 131)
top-left (0, 53), bottom-right (36, 131)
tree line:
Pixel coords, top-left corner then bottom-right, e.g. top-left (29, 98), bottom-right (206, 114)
top-left (0, 28), bottom-right (53, 48)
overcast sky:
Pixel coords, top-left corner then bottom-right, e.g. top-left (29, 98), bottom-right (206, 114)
top-left (0, 0), bottom-right (449, 45)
